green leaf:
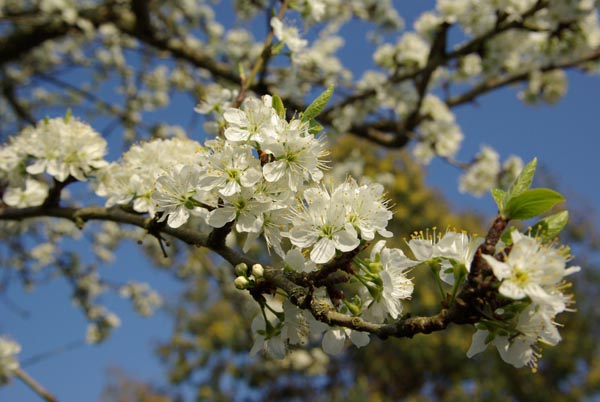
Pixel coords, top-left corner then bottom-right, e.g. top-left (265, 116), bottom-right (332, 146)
top-left (490, 188), bottom-right (506, 212)
top-left (272, 95), bottom-right (285, 118)
top-left (505, 158), bottom-right (537, 201)
top-left (301, 85), bottom-right (334, 122)
top-left (307, 119), bottom-right (323, 135)
top-left (529, 210), bottom-right (569, 241)
top-left (504, 188), bottom-right (565, 220)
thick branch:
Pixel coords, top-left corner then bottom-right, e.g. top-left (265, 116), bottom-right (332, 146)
top-left (0, 203), bottom-right (511, 339)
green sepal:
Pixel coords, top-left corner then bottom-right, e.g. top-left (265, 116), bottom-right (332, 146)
top-left (272, 95), bottom-right (286, 118)
top-left (272, 41), bottom-right (285, 55)
top-left (500, 226), bottom-right (515, 245)
top-left (301, 85), bottom-right (334, 123)
top-left (503, 188), bottom-right (565, 220)
top-left (529, 210), bottom-right (569, 241)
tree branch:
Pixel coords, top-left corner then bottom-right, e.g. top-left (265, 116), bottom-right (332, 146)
top-left (0, 204), bottom-right (510, 340)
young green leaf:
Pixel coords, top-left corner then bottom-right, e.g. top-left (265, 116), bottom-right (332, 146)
top-left (490, 188), bottom-right (506, 212)
top-left (307, 119), bottom-right (324, 135)
top-left (529, 210), bottom-right (569, 241)
top-left (272, 95), bottom-right (286, 118)
top-left (301, 85), bottom-right (334, 122)
top-left (505, 157), bottom-right (537, 202)
top-left (503, 188), bottom-right (564, 220)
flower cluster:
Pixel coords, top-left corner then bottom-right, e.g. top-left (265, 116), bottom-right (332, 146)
top-left (0, 91), bottom-right (580, 367)
top-left (467, 230), bottom-right (580, 371)
top-left (0, 115), bottom-right (108, 207)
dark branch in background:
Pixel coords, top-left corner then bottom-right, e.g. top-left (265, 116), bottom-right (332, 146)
top-left (131, 0), bottom-right (153, 38)
top-left (2, 0), bottom-right (598, 151)
top-left (446, 47), bottom-right (600, 107)
top-left (1, 80), bottom-right (36, 126)
top-left (0, 5), bottom-right (114, 66)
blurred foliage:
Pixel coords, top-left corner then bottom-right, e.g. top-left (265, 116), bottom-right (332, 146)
top-left (102, 136), bottom-right (600, 402)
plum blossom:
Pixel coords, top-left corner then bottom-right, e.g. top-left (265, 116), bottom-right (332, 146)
top-left (338, 178), bottom-right (393, 240)
top-left (151, 165), bottom-right (213, 228)
top-left (270, 18), bottom-right (308, 53)
top-left (467, 304), bottom-right (562, 371)
top-left (407, 229), bottom-right (482, 285)
top-left (25, 116), bottom-right (108, 182)
top-left (261, 118), bottom-right (328, 191)
top-left (322, 327), bottom-right (370, 355)
top-left (285, 186), bottom-right (360, 264)
top-left (198, 141), bottom-right (263, 197)
top-left (482, 230), bottom-right (580, 313)
top-left (363, 241), bottom-right (417, 321)
top-left (2, 178), bottom-right (49, 207)
top-left (223, 96), bottom-right (276, 143)
top-left (459, 145), bottom-right (501, 196)
top-left (207, 188), bottom-right (271, 233)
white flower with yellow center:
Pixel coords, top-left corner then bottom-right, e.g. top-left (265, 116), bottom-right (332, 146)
top-left (482, 230), bottom-right (580, 312)
top-left (285, 186), bottom-right (360, 264)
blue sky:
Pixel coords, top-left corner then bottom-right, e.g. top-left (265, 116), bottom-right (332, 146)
top-left (1, 3), bottom-right (600, 401)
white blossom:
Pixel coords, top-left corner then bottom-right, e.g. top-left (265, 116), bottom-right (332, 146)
top-left (223, 96), bottom-right (276, 143)
top-left (0, 337), bottom-right (20, 385)
top-left (363, 241), bottom-right (417, 321)
top-left (261, 118), bottom-right (328, 191)
top-left (270, 18), bottom-right (308, 53)
top-left (25, 116), bottom-right (108, 182)
top-left (2, 178), bottom-right (49, 207)
top-left (322, 327), bottom-right (370, 355)
top-left (467, 304), bottom-right (562, 371)
top-left (152, 164), bottom-right (212, 228)
top-left (482, 230), bottom-right (580, 312)
top-left (285, 186), bottom-right (360, 264)
top-left (198, 141), bottom-right (263, 197)
top-left (459, 145), bottom-right (501, 196)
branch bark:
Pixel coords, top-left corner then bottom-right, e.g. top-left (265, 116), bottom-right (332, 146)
top-left (0, 203), bottom-right (508, 340)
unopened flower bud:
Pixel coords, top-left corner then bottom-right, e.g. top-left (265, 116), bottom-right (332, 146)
top-left (234, 263), bottom-right (248, 277)
top-left (234, 276), bottom-right (249, 290)
top-left (251, 263), bottom-right (264, 278)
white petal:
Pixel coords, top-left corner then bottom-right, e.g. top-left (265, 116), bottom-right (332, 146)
top-left (207, 207), bottom-right (236, 228)
top-left (408, 239), bottom-right (433, 261)
top-left (349, 330), bottom-right (370, 348)
top-left (370, 240), bottom-right (387, 260)
top-left (287, 227), bottom-right (318, 248)
top-left (263, 160), bottom-right (287, 183)
top-left (322, 329), bottom-right (345, 355)
top-left (310, 237), bottom-right (336, 264)
top-left (333, 229), bottom-right (360, 252)
top-left (220, 180), bottom-right (240, 196)
top-left (482, 254), bottom-right (512, 280)
top-left (499, 280), bottom-right (527, 300)
top-left (167, 208), bottom-right (189, 228)
top-left (241, 167), bottom-right (263, 187)
top-left (466, 329), bottom-right (490, 358)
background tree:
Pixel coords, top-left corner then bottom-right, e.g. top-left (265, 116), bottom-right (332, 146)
top-left (1, 1), bottom-right (599, 401)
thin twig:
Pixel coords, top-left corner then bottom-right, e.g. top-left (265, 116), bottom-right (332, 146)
top-left (15, 368), bottom-right (59, 402)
